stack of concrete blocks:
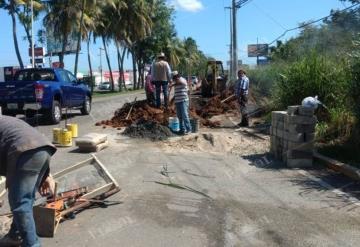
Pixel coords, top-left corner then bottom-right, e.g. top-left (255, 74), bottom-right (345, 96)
top-left (270, 105), bottom-right (316, 168)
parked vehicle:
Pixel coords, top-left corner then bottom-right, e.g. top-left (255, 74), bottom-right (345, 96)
top-left (98, 82), bottom-right (111, 90)
top-left (0, 68), bottom-right (92, 124)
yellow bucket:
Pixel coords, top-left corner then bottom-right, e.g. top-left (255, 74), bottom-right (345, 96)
top-left (59, 129), bottom-right (72, 147)
top-left (66, 123), bottom-right (78, 138)
top-left (52, 128), bottom-right (61, 144)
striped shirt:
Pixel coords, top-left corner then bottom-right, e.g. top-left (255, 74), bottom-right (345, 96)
top-left (174, 77), bottom-right (189, 103)
top-left (235, 75), bottom-right (249, 96)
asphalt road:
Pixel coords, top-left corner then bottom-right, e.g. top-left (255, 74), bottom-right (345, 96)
top-left (3, 91), bottom-right (360, 247)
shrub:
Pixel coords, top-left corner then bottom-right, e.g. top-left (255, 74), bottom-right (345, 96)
top-left (271, 52), bottom-right (350, 110)
top-left (248, 63), bottom-right (286, 97)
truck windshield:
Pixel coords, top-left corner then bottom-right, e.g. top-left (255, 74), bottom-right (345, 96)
top-left (14, 70), bottom-right (56, 81)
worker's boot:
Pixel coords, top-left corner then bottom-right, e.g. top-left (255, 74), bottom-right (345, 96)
top-left (0, 234), bottom-right (22, 247)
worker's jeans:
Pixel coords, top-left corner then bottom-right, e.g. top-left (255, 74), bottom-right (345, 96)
top-left (175, 100), bottom-right (192, 133)
top-left (8, 149), bottom-right (51, 247)
top-left (154, 81), bottom-right (169, 108)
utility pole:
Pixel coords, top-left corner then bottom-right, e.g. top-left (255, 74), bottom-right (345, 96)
top-left (225, 6), bottom-right (233, 80)
top-left (232, 0), bottom-right (251, 81)
top-left (31, 0), bottom-right (35, 68)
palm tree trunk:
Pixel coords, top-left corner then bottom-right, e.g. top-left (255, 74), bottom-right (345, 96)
top-left (102, 36), bottom-right (114, 91)
top-left (10, 9), bottom-right (24, 68)
top-left (136, 59), bottom-right (142, 89)
top-left (131, 50), bottom-right (137, 90)
top-left (115, 42), bottom-right (122, 92)
top-left (120, 47), bottom-right (127, 91)
top-left (59, 34), bottom-right (68, 65)
top-left (87, 33), bottom-right (94, 94)
top-left (74, 0), bottom-right (86, 76)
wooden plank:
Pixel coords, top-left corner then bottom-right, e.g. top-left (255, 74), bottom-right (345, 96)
top-left (81, 183), bottom-right (114, 199)
top-left (92, 154), bottom-right (120, 188)
top-left (33, 206), bottom-right (56, 237)
top-left (53, 157), bottom-right (93, 179)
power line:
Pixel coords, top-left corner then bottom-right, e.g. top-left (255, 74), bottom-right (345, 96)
top-left (252, 2), bottom-right (286, 30)
top-left (268, 2), bottom-right (360, 46)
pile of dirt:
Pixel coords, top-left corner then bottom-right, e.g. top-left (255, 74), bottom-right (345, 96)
top-left (195, 95), bottom-right (238, 119)
top-left (95, 99), bottom-right (220, 128)
top-left (123, 120), bottom-right (175, 141)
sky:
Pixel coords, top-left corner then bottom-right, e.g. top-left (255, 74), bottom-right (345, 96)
top-left (0, 0), bottom-right (351, 74)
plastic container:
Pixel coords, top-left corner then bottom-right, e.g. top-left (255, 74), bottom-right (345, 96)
top-left (190, 118), bottom-right (200, 133)
top-left (59, 129), bottom-right (72, 147)
top-left (52, 128), bottom-right (61, 144)
top-left (168, 117), bottom-right (180, 132)
top-left (66, 123), bottom-right (78, 138)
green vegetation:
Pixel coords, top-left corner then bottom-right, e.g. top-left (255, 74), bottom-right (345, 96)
top-left (248, 0), bottom-right (360, 165)
top-left (0, 0), bottom-right (209, 92)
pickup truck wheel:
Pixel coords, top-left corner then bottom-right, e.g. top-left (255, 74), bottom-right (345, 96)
top-left (80, 96), bottom-right (91, 115)
top-left (3, 112), bottom-right (16, 117)
top-left (46, 100), bottom-right (62, 124)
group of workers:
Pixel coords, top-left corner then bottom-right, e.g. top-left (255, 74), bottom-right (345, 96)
top-left (0, 53), bottom-right (250, 247)
top-left (145, 52), bottom-right (250, 130)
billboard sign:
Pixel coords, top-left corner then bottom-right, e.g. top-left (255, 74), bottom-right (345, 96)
top-left (46, 25), bottom-right (79, 55)
top-left (248, 44), bottom-right (269, 57)
top-left (28, 47), bottom-right (45, 57)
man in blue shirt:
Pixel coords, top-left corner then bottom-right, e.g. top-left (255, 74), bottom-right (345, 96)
top-left (235, 69), bottom-right (250, 126)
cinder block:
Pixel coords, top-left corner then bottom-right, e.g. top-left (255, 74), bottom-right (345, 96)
top-left (283, 132), bottom-right (305, 142)
top-left (304, 133), bottom-right (315, 142)
top-left (299, 106), bottom-right (315, 116)
top-left (287, 141), bottom-right (314, 151)
top-left (285, 123), bottom-right (316, 133)
top-left (275, 128), bottom-right (285, 138)
top-left (285, 115), bottom-right (317, 125)
top-left (287, 105), bottom-right (300, 115)
top-left (287, 150), bottom-right (313, 159)
top-left (286, 158), bottom-right (313, 168)
top-left (272, 111), bottom-right (287, 122)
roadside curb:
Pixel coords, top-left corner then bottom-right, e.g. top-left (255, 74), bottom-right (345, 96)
top-left (314, 151), bottom-right (360, 181)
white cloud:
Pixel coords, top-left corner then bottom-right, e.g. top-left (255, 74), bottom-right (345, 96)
top-left (171, 0), bottom-right (204, 12)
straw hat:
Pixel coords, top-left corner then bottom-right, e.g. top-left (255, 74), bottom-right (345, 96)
top-left (157, 52), bottom-right (165, 58)
top-left (172, 71), bottom-right (179, 78)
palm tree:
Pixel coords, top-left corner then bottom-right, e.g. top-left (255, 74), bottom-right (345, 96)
top-left (44, 0), bottom-right (80, 65)
top-left (16, 0), bottom-right (43, 52)
top-left (0, 0), bottom-right (26, 68)
top-left (166, 37), bottom-right (185, 69)
top-left (120, 0), bottom-right (153, 89)
top-left (94, 0), bottom-right (127, 91)
top-left (74, 0), bottom-right (100, 76)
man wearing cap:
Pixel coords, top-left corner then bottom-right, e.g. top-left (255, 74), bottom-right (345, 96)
top-left (0, 116), bottom-right (56, 247)
top-left (151, 53), bottom-right (172, 108)
top-left (171, 71), bottom-right (192, 135)
top-left (235, 69), bottom-right (250, 126)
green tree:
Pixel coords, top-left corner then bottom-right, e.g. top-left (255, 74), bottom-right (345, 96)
top-left (0, 0), bottom-right (28, 68)
top-left (44, 0), bottom-right (81, 65)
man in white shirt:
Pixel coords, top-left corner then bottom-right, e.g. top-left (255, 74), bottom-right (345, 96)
top-left (235, 69), bottom-right (250, 126)
top-left (151, 53), bottom-right (172, 108)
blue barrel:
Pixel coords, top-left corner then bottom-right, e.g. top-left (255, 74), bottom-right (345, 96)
top-left (168, 117), bottom-right (180, 132)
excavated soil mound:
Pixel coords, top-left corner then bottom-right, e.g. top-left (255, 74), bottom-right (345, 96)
top-left (123, 121), bottom-right (175, 141)
top-left (95, 99), bottom-right (221, 128)
top-left (195, 95), bottom-right (238, 119)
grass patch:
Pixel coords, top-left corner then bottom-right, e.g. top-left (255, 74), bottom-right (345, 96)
top-left (92, 89), bottom-right (143, 98)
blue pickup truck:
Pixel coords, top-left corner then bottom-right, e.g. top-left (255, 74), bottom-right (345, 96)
top-left (0, 68), bottom-right (92, 124)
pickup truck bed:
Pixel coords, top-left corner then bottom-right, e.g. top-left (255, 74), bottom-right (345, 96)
top-left (0, 68), bottom-right (92, 124)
